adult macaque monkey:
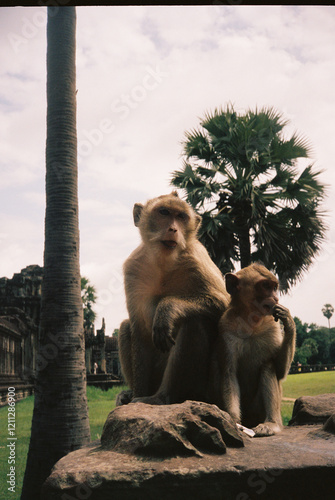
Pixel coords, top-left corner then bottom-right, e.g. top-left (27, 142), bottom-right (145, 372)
top-left (118, 191), bottom-right (229, 405)
top-left (212, 263), bottom-right (296, 437)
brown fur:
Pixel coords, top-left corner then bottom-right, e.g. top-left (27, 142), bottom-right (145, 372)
top-left (210, 263), bottom-right (296, 436)
top-left (118, 192), bottom-right (229, 404)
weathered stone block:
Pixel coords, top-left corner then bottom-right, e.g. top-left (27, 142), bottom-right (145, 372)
top-left (101, 401), bottom-right (244, 457)
top-left (289, 393), bottom-right (335, 425)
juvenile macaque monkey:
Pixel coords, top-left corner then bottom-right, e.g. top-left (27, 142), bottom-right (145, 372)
top-left (118, 192), bottom-right (229, 405)
top-left (211, 263), bottom-right (296, 437)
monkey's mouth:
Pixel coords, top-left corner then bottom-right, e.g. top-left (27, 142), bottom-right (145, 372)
top-left (262, 302), bottom-right (275, 314)
top-left (161, 240), bottom-right (178, 249)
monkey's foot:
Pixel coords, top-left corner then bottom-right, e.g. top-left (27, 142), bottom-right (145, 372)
top-left (252, 422), bottom-right (282, 437)
top-left (115, 389), bottom-right (133, 407)
top-left (131, 393), bottom-right (167, 405)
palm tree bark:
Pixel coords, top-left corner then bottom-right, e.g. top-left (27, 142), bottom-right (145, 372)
top-left (237, 225), bottom-right (251, 269)
top-left (21, 7), bottom-right (90, 498)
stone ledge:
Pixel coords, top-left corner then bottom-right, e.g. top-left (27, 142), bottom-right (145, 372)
top-left (42, 422), bottom-right (335, 499)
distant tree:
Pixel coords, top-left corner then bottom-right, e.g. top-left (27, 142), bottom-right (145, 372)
top-left (112, 328), bottom-right (119, 338)
top-left (306, 325), bottom-right (331, 364)
top-left (330, 340), bottom-right (335, 363)
top-left (322, 303), bottom-right (334, 330)
top-left (293, 317), bottom-right (335, 365)
top-left (171, 105), bottom-right (327, 289)
top-left (81, 276), bottom-right (97, 331)
top-left (293, 316), bottom-right (309, 348)
top-left (294, 338), bottom-right (318, 365)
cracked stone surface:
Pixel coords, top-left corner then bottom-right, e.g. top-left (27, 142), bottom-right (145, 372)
top-left (100, 400), bottom-right (244, 458)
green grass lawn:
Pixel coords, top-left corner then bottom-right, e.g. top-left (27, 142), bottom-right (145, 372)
top-left (282, 370), bottom-right (335, 398)
top-left (0, 396), bottom-right (35, 500)
top-left (87, 385), bottom-right (126, 441)
top-left (0, 372), bottom-right (334, 499)
top-left (281, 370), bottom-right (335, 425)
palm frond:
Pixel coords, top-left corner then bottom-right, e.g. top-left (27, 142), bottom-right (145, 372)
top-left (252, 202), bottom-right (327, 290)
top-left (199, 210), bottom-right (239, 273)
top-left (296, 164), bottom-right (327, 199)
top-left (278, 164), bottom-right (326, 206)
top-left (270, 133), bottom-right (311, 168)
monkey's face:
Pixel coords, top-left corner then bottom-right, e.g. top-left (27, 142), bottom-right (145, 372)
top-left (227, 264), bottom-right (280, 319)
top-left (254, 278), bottom-right (279, 316)
top-left (147, 204), bottom-right (190, 252)
top-left (134, 194), bottom-right (201, 254)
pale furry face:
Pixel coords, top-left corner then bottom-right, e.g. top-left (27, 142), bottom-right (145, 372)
top-left (133, 193), bottom-right (201, 255)
top-left (226, 264), bottom-right (279, 317)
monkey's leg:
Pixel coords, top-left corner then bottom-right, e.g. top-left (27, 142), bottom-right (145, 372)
top-left (221, 371), bottom-right (241, 423)
top-left (119, 320), bottom-right (157, 397)
top-left (131, 335), bottom-right (158, 398)
top-left (152, 317), bottom-right (214, 404)
top-left (252, 365), bottom-right (282, 437)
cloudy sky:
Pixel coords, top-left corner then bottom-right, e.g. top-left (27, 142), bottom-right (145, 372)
top-left (1, 5), bottom-right (335, 333)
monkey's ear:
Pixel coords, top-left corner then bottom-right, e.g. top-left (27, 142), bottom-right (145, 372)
top-left (133, 203), bottom-right (143, 227)
top-left (225, 273), bottom-right (240, 295)
top-left (171, 190), bottom-right (179, 198)
top-left (195, 214), bottom-right (202, 230)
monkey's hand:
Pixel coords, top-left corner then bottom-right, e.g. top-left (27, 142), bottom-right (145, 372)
top-left (272, 303), bottom-right (296, 379)
top-left (152, 320), bottom-right (176, 352)
top-left (272, 304), bottom-right (292, 325)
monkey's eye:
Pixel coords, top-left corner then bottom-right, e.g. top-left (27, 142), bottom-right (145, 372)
top-left (264, 281), bottom-right (278, 292)
top-left (261, 281), bottom-right (273, 291)
top-left (159, 208), bottom-right (170, 216)
top-left (177, 212), bottom-right (187, 220)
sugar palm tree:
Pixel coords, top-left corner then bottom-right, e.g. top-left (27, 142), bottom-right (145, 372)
top-left (172, 105), bottom-right (327, 289)
top-left (21, 8), bottom-right (90, 498)
top-left (81, 276), bottom-right (97, 332)
top-left (322, 304), bottom-right (334, 330)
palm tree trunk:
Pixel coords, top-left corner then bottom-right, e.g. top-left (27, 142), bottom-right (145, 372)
top-left (21, 8), bottom-right (90, 498)
top-left (238, 225), bottom-right (251, 268)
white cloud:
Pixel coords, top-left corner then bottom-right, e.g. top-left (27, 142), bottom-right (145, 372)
top-left (0, 214), bottom-right (43, 278)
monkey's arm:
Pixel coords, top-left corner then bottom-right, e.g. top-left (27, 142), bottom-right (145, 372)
top-left (153, 295), bottom-right (224, 352)
top-left (272, 304), bottom-right (296, 380)
top-left (118, 319), bottom-right (133, 388)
